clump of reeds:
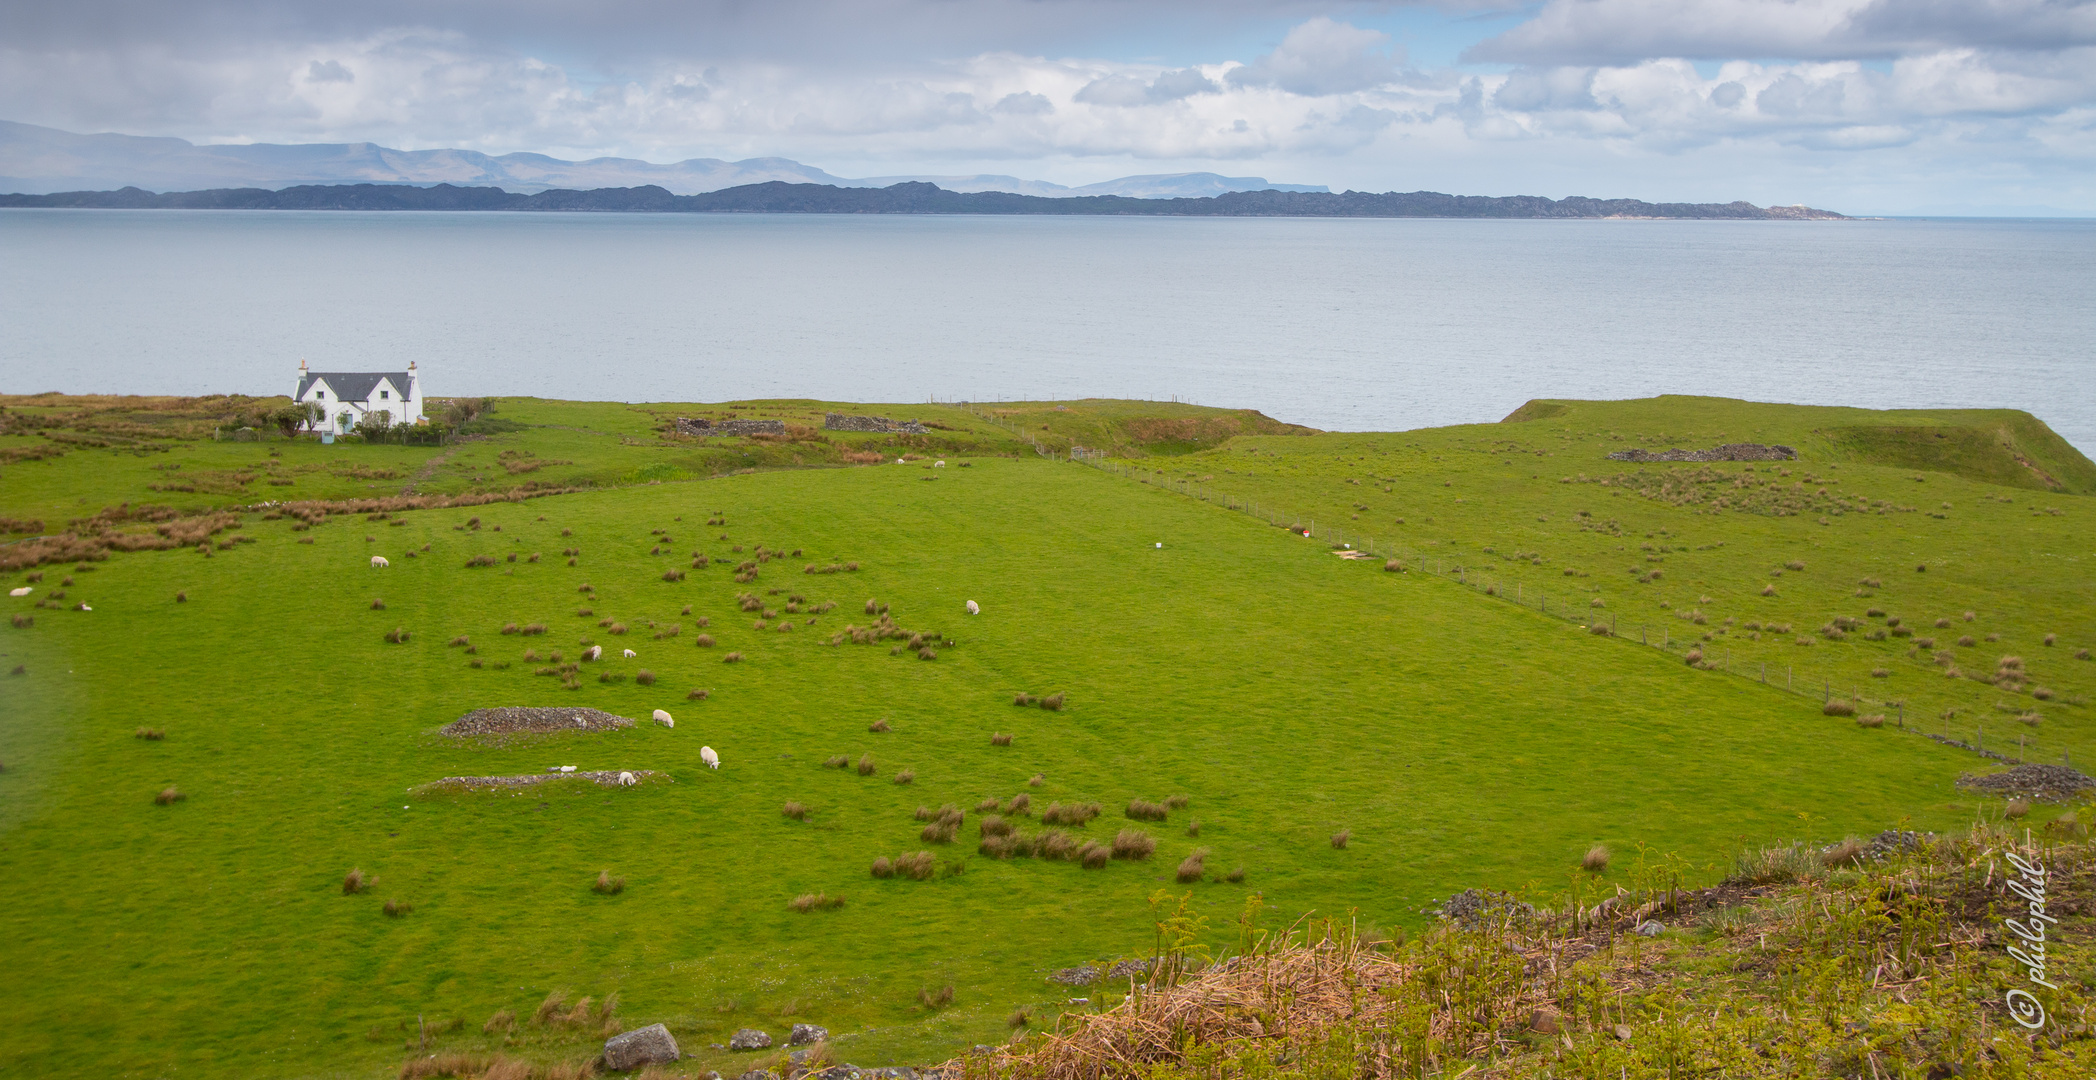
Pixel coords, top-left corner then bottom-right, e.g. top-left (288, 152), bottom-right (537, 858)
top-left (1126, 799), bottom-right (1168, 822)
top-left (1176, 848), bottom-right (1210, 883)
top-left (1003, 793), bottom-right (1031, 816)
top-left (1042, 801), bottom-right (1100, 827)
top-left (895, 851), bottom-right (936, 880)
top-left (1822, 699), bottom-right (1856, 717)
top-left (789, 893), bottom-right (845, 913)
top-left (11, 614), bottom-right (32, 629)
top-left (870, 719), bottom-right (891, 733)
top-left (1958, 635), bottom-right (1976, 647)
top-left (979, 814), bottom-right (1014, 838)
top-left (156, 786), bottom-right (185, 805)
top-left (1040, 692), bottom-right (1066, 711)
top-left (921, 817), bottom-right (961, 844)
top-left (990, 733), bottom-right (1013, 746)
top-left (782, 801), bottom-right (807, 821)
top-left (918, 984), bottom-right (954, 1009)
top-left (894, 769), bottom-right (915, 785)
top-left (1582, 844), bottom-right (1609, 872)
top-left (384, 627), bottom-right (411, 644)
top-left (1111, 828), bottom-right (1155, 860)
top-left (1224, 866), bottom-right (1245, 883)
top-left (481, 1010), bottom-right (515, 1035)
top-left (383, 898), bottom-right (412, 918)
top-left (1857, 714), bottom-right (1885, 728)
top-left (855, 753), bottom-right (876, 776)
top-left (135, 727), bottom-right (165, 740)
top-left (344, 868), bottom-right (372, 894)
top-left (1079, 842), bottom-right (1110, 868)
top-left (1008, 1009), bottom-right (1031, 1028)
top-left (871, 856), bottom-right (894, 878)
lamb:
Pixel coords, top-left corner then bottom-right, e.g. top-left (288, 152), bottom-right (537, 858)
top-left (934, 460), bottom-right (946, 468)
top-left (965, 600), bottom-right (980, 615)
top-left (371, 555), bottom-right (390, 568)
top-left (700, 746), bottom-right (720, 770)
top-left (559, 765), bottom-right (577, 773)
top-left (652, 708), bottom-right (674, 728)
top-left (582, 645), bottom-right (603, 661)
top-left (8, 587), bottom-right (30, 597)
top-left (616, 771), bottom-right (638, 786)
top-left (622, 648), bottom-right (637, 659)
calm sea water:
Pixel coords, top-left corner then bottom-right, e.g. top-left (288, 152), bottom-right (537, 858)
top-left (3, 210), bottom-right (2092, 450)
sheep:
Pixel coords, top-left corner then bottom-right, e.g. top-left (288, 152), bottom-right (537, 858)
top-left (652, 708), bottom-right (674, 728)
top-left (582, 645), bottom-right (603, 661)
top-left (617, 771), bottom-right (638, 786)
top-left (371, 555), bottom-right (390, 568)
top-left (934, 460), bottom-right (946, 468)
top-left (622, 648), bottom-right (637, 659)
top-left (8, 587), bottom-right (30, 597)
top-left (966, 600), bottom-right (980, 615)
top-left (700, 746), bottom-right (720, 770)
top-left (559, 765), bottom-right (577, 773)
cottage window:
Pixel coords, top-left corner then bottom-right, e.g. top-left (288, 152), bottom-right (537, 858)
top-left (380, 390), bottom-right (390, 399)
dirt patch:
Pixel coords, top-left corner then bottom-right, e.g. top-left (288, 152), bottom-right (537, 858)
top-left (1957, 763), bottom-right (2096, 801)
top-left (440, 707), bottom-right (636, 738)
top-left (419, 769), bottom-right (667, 793)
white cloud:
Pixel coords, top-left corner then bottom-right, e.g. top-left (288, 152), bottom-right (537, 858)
top-left (1226, 17), bottom-right (1400, 96)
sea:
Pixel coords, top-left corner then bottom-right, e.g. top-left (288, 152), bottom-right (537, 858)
top-left (2, 210), bottom-right (2092, 451)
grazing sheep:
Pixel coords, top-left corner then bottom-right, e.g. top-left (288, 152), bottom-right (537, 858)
top-left (559, 765), bottom-right (577, 773)
top-left (700, 746), bottom-right (720, 770)
top-left (966, 600), bottom-right (980, 615)
top-left (371, 555), bottom-right (390, 568)
top-left (583, 645), bottom-right (603, 661)
top-left (652, 708), bottom-right (674, 728)
top-left (934, 460), bottom-right (946, 468)
top-left (7, 587), bottom-right (29, 597)
top-left (617, 771), bottom-right (638, 786)
top-left (622, 648), bottom-right (637, 659)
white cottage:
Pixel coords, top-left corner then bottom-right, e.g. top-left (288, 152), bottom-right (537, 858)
top-left (294, 360), bottom-right (423, 434)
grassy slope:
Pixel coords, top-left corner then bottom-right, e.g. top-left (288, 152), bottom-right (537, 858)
top-left (0, 395), bottom-right (2083, 1079)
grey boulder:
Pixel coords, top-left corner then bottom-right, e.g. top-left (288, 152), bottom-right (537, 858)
top-left (1634, 921), bottom-right (1665, 937)
top-left (603, 1023), bottom-right (681, 1070)
top-left (739, 1071), bottom-right (779, 1080)
top-left (789, 1024), bottom-right (830, 1046)
top-left (730, 1028), bottom-right (774, 1051)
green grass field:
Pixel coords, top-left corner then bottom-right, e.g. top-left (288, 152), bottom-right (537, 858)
top-left (0, 393), bottom-right (2089, 1079)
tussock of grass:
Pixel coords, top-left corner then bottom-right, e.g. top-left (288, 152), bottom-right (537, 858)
top-left (782, 801), bottom-right (807, 821)
top-left (155, 786), bottom-right (184, 805)
top-left (1029, 773), bottom-right (1045, 787)
top-left (894, 769), bottom-right (915, 784)
top-left (871, 856), bottom-right (894, 878)
top-left (1856, 713), bottom-right (1885, 728)
top-left (1126, 799), bottom-right (1168, 822)
top-left (1003, 793), bottom-right (1031, 816)
top-left (1175, 848), bottom-right (1209, 883)
top-left (134, 727), bottom-right (165, 740)
top-left (825, 755), bottom-right (849, 769)
top-left (382, 898), bottom-right (411, 917)
top-left (789, 892), bottom-right (845, 913)
top-left (343, 868), bottom-right (371, 894)
top-left (870, 719), bottom-right (891, 733)
top-left (1822, 698), bottom-right (1857, 716)
top-left (990, 733), bottom-right (1013, 746)
top-left (1042, 802), bottom-right (1100, 827)
top-left (1079, 842), bottom-right (1110, 869)
top-left (1330, 828), bottom-right (1352, 849)
top-left (1111, 828), bottom-right (1155, 860)
top-left (591, 870), bottom-right (625, 895)
top-left (1582, 844), bottom-right (1609, 872)
top-left (857, 753), bottom-right (876, 776)
top-left (918, 984), bottom-right (954, 1009)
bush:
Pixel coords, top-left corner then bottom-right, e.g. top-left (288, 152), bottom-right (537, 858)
top-left (1110, 828), bottom-right (1155, 860)
top-left (1175, 848), bottom-right (1209, 883)
top-left (1822, 699), bottom-right (1856, 717)
top-left (592, 870), bottom-right (625, 895)
top-left (1582, 845), bottom-right (1609, 872)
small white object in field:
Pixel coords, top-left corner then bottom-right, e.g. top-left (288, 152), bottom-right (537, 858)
top-left (897, 457), bottom-right (905, 464)
top-left (583, 645), bottom-right (602, 661)
top-left (1155, 542), bottom-right (1162, 548)
top-left (617, 771), bottom-right (638, 786)
top-left (560, 765), bottom-right (577, 773)
top-left (8, 587), bottom-right (29, 597)
top-left (78, 604), bottom-right (91, 611)
top-left (965, 600), bottom-right (979, 615)
top-left (622, 648), bottom-right (637, 659)
top-left (653, 708), bottom-right (674, 727)
top-left (934, 460), bottom-right (945, 467)
top-left (700, 746), bottom-right (720, 770)
top-left (371, 555), bottom-right (389, 568)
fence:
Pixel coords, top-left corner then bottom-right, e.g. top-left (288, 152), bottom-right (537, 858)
top-left (1066, 452), bottom-right (2070, 772)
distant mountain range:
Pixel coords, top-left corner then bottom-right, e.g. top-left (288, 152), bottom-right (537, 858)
top-left (0, 119), bottom-right (1327, 199)
top-left (0, 180), bottom-right (1849, 219)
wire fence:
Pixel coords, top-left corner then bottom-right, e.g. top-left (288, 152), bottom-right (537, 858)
top-left (1064, 451), bottom-right (2071, 772)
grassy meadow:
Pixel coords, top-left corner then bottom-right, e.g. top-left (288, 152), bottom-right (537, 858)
top-left (0, 392), bottom-right (2089, 1079)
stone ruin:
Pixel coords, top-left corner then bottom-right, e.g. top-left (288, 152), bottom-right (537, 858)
top-left (676, 417), bottom-right (787, 437)
top-left (824, 412), bottom-right (928, 435)
top-left (1606, 442), bottom-right (1797, 463)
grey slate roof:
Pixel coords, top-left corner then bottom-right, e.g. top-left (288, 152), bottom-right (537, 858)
top-left (297, 371), bottom-right (413, 404)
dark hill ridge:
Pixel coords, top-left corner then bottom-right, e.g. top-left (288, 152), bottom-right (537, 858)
top-left (0, 180), bottom-right (1845, 219)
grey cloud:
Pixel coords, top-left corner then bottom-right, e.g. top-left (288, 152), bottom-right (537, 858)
top-left (994, 91), bottom-right (1053, 115)
top-left (1757, 73), bottom-right (1848, 117)
top-left (1074, 67), bottom-right (1217, 107)
top-left (1710, 81), bottom-right (1746, 108)
top-left (1493, 67), bottom-right (1599, 111)
top-left (1227, 17), bottom-right (1399, 96)
top-left (305, 59), bottom-right (353, 83)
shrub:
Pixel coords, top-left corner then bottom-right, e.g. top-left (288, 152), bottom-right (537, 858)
top-left (870, 719), bottom-right (891, 733)
top-left (894, 769), bottom-right (915, 785)
top-left (634, 669), bottom-right (655, 685)
top-left (135, 727), bottom-right (165, 740)
top-left (857, 754), bottom-right (876, 776)
top-left (592, 870), bottom-right (625, 895)
top-left (1126, 799), bottom-right (1168, 822)
top-left (782, 801), bottom-right (807, 821)
top-left (1078, 842), bottom-right (1110, 869)
top-left (1821, 837), bottom-right (1864, 867)
top-left (1857, 714), bottom-right (1885, 728)
top-left (1582, 845), bottom-right (1609, 872)
top-left (383, 898), bottom-right (412, 918)
top-left (871, 856), bottom-right (894, 878)
top-left (1176, 848), bottom-right (1209, 883)
top-left (722, 651), bottom-right (743, 663)
top-left (990, 732), bottom-right (1013, 746)
top-left (1110, 828), bottom-right (1155, 860)
top-left (344, 868), bottom-right (371, 894)
top-left (1822, 699), bottom-right (1856, 717)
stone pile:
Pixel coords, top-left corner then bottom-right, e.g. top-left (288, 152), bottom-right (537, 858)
top-left (1605, 443), bottom-right (1797, 463)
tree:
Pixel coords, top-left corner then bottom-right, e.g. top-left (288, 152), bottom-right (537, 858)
top-left (271, 401), bottom-right (324, 439)
top-left (358, 409), bottom-right (393, 442)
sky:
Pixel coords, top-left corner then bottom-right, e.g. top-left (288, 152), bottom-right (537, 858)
top-left (2, 1), bottom-right (2093, 214)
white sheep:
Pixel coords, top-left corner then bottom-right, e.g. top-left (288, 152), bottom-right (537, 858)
top-left (371, 555), bottom-right (389, 568)
top-left (583, 644), bottom-right (602, 661)
top-left (934, 460), bottom-right (946, 468)
top-left (652, 708), bottom-right (674, 728)
top-left (622, 648), bottom-right (637, 659)
top-left (617, 771), bottom-right (638, 786)
top-left (700, 746), bottom-right (720, 770)
top-left (559, 765), bottom-right (577, 773)
top-left (965, 600), bottom-right (980, 615)
top-left (8, 587), bottom-right (29, 597)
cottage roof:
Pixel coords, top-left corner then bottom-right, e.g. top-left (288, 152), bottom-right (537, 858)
top-left (298, 371), bottom-right (413, 404)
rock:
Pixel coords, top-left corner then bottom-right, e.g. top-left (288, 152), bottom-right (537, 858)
top-left (603, 1023), bottom-right (681, 1070)
top-left (970, 1045), bottom-right (995, 1055)
top-left (702, 1073), bottom-right (721, 1080)
top-left (1613, 1024), bottom-right (1633, 1041)
top-left (1050, 965), bottom-right (1101, 986)
top-left (1528, 1007), bottom-right (1560, 1035)
top-left (738, 1071), bottom-right (779, 1080)
top-left (814, 1066), bottom-right (859, 1080)
top-left (1635, 921), bottom-right (1664, 937)
top-left (730, 1028), bottom-right (773, 1051)
top-left (789, 1023), bottom-right (830, 1046)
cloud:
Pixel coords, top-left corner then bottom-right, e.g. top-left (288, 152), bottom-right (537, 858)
top-left (1227, 17), bottom-right (1399, 96)
top-left (994, 90), bottom-right (1053, 114)
top-left (1494, 68), bottom-right (1600, 112)
top-left (305, 59), bottom-right (352, 83)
